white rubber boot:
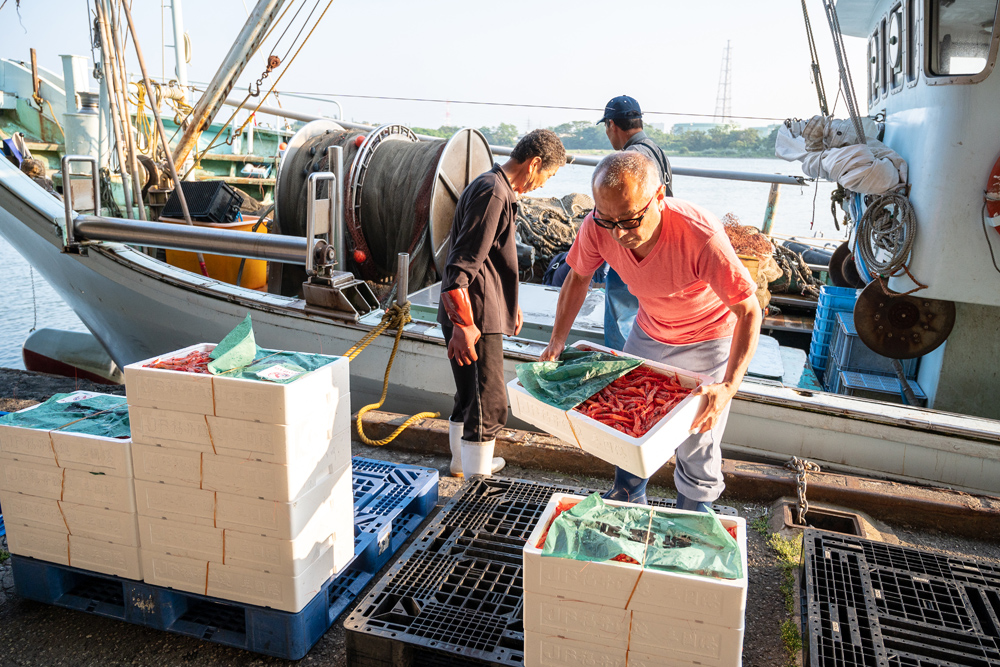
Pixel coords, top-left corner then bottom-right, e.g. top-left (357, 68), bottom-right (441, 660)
top-left (461, 439), bottom-right (506, 477)
top-left (449, 420), bottom-right (464, 478)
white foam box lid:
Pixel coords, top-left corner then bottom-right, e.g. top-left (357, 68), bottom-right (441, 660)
top-left (565, 341), bottom-right (714, 478)
top-left (69, 534), bottom-right (143, 580)
top-left (60, 502), bottom-right (140, 547)
top-left (207, 541), bottom-right (341, 613)
top-left (133, 479), bottom-right (216, 527)
top-left (0, 391), bottom-right (111, 463)
top-left (124, 343), bottom-right (217, 415)
top-left (629, 648), bottom-right (742, 667)
top-left (628, 611), bottom-right (744, 667)
top-left (207, 399), bottom-right (351, 463)
top-left (128, 405), bottom-right (213, 452)
top-left (51, 430), bottom-right (133, 477)
top-left (0, 491), bottom-right (66, 532)
top-left (201, 427), bottom-right (350, 502)
top-left (137, 516), bottom-right (224, 562)
top-left (523, 631), bottom-right (626, 667)
top-left (0, 455), bottom-right (65, 500)
top-left (141, 550), bottom-right (210, 597)
top-left (523, 593), bottom-right (631, 650)
top-left (214, 463), bottom-right (351, 540)
top-left (5, 524), bottom-right (70, 565)
top-left (131, 444), bottom-right (203, 488)
top-left (211, 355), bottom-right (350, 425)
top-left (62, 468), bottom-right (137, 514)
top-left (506, 379), bottom-right (580, 446)
top-left (523, 493), bottom-right (748, 629)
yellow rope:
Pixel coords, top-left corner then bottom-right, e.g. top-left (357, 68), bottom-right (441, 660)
top-left (346, 302), bottom-right (439, 447)
top-left (39, 98), bottom-right (65, 139)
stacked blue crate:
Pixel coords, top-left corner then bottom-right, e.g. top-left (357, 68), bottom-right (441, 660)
top-left (825, 312), bottom-right (923, 403)
top-left (810, 286), bottom-right (860, 381)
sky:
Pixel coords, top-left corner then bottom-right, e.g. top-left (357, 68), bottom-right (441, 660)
top-left (2, 0), bottom-right (869, 134)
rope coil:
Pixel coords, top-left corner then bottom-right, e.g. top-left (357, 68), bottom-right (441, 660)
top-left (345, 302), bottom-right (439, 446)
top-left (855, 189), bottom-right (926, 295)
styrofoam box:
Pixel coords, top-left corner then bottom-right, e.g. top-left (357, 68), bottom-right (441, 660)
top-left (212, 355), bottom-right (349, 426)
top-left (629, 611), bottom-right (744, 667)
top-left (62, 468), bottom-right (137, 513)
top-left (51, 431), bottom-right (133, 477)
top-left (141, 550), bottom-right (210, 596)
top-left (6, 524), bottom-right (70, 565)
top-left (201, 429), bottom-right (349, 502)
top-left (566, 341), bottom-right (713, 478)
top-left (524, 494), bottom-right (747, 628)
top-left (207, 542), bottom-right (341, 613)
top-left (137, 516), bottom-right (224, 562)
top-left (128, 405), bottom-right (213, 451)
top-left (215, 463), bottom-right (351, 540)
top-left (506, 378), bottom-right (580, 446)
top-left (628, 648), bottom-right (743, 667)
top-left (0, 456), bottom-right (65, 500)
top-left (0, 492), bottom-right (66, 532)
top-left (131, 444), bottom-right (203, 488)
top-left (207, 400), bottom-right (351, 463)
top-left (60, 502), bottom-right (140, 547)
top-left (523, 631), bottom-right (626, 667)
top-left (222, 494), bottom-right (353, 576)
top-left (124, 343), bottom-right (217, 415)
top-left (133, 479), bottom-right (216, 527)
top-left (523, 593), bottom-right (631, 649)
top-left (0, 420), bottom-right (56, 463)
top-left (69, 534), bottom-right (143, 580)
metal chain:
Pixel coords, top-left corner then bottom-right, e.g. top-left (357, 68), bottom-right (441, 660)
top-left (786, 456), bottom-right (820, 525)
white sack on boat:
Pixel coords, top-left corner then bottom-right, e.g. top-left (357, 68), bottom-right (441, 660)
top-left (775, 115), bottom-right (907, 194)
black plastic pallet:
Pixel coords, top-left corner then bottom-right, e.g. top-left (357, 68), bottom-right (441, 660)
top-left (344, 475), bottom-right (740, 666)
top-left (802, 529), bottom-right (1000, 667)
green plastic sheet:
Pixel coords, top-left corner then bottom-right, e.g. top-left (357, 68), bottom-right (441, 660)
top-left (207, 314), bottom-right (341, 383)
top-left (516, 348), bottom-right (641, 410)
top-left (541, 493), bottom-right (743, 580)
top-left (0, 392), bottom-right (130, 439)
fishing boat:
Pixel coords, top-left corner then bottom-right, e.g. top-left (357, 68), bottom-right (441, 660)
top-left (1, 0), bottom-right (998, 496)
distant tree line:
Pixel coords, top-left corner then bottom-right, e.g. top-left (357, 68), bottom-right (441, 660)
top-left (410, 121), bottom-right (779, 158)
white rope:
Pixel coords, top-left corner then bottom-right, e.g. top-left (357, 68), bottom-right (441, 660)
top-left (855, 190), bottom-right (924, 294)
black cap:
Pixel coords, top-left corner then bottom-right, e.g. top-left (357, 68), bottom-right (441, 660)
top-left (597, 95), bottom-right (642, 124)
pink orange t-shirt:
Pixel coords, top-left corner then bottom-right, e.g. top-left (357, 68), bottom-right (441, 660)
top-left (567, 198), bottom-right (755, 345)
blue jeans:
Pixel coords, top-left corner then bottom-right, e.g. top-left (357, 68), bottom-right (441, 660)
top-left (603, 268), bottom-right (638, 352)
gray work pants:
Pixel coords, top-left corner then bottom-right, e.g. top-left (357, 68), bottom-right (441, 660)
top-left (624, 326), bottom-right (733, 503)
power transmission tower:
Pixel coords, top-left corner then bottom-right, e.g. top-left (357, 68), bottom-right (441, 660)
top-left (714, 41), bottom-right (733, 125)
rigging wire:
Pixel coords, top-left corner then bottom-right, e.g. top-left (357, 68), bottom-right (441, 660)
top-left (800, 0), bottom-right (829, 116)
top-left (821, 0), bottom-right (867, 144)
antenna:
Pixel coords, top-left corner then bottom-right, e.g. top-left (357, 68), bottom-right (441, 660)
top-left (714, 40), bottom-right (733, 125)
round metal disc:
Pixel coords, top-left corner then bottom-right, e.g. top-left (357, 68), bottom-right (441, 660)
top-left (853, 282), bottom-right (956, 359)
top-left (274, 119), bottom-right (343, 233)
top-left (829, 242), bottom-right (851, 287)
top-left (428, 128), bottom-right (494, 275)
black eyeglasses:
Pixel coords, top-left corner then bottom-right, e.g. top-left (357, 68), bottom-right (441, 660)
top-left (592, 193), bottom-right (656, 230)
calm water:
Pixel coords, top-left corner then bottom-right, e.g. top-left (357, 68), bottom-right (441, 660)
top-left (0, 157), bottom-right (845, 369)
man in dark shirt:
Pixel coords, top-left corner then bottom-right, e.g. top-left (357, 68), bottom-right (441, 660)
top-left (438, 129), bottom-right (567, 477)
top-left (598, 95), bottom-right (674, 350)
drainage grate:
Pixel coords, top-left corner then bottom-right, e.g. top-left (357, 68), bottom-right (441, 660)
top-left (802, 530), bottom-right (1000, 667)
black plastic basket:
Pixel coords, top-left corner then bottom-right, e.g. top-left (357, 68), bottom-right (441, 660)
top-left (161, 181), bottom-right (240, 223)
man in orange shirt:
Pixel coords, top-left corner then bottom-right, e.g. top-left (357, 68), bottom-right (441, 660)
top-left (540, 152), bottom-right (761, 510)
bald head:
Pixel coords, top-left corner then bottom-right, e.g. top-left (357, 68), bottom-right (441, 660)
top-left (592, 151), bottom-right (659, 200)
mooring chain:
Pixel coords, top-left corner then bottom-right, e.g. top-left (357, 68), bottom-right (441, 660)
top-left (787, 456), bottom-right (821, 525)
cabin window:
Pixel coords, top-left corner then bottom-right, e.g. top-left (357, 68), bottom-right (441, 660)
top-left (928, 0), bottom-right (999, 75)
top-left (868, 27), bottom-right (882, 102)
top-left (889, 4), bottom-right (906, 88)
top-left (906, 0), bottom-right (918, 81)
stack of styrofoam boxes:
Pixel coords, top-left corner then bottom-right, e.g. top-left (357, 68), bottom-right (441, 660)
top-left (124, 343), bottom-right (354, 613)
top-left (809, 285), bottom-right (860, 383)
top-left (0, 391), bottom-right (142, 580)
top-left (523, 493), bottom-right (748, 667)
top-left (508, 341), bottom-right (713, 479)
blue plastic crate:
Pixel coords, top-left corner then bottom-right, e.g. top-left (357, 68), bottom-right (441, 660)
top-left (812, 328), bottom-right (834, 347)
top-left (830, 313), bottom-right (918, 379)
top-left (9, 456), bottom-right (439, 660)
top-left (809, 339), bottom-right (830, 359)
top-left (812, 312), bottom-right (838, 333)
top-left (840, 371), bottom-right (927, 406)
top-left (818, 285), bottom-right (861, 312)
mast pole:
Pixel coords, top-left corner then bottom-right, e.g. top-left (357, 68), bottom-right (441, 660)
top-left (168, 0), bottom-right (189, 95)
top-left (171, 0), bottom-right (286, 171)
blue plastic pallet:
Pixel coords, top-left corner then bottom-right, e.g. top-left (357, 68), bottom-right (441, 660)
top-left (10, 456), bottom-right (439, 660)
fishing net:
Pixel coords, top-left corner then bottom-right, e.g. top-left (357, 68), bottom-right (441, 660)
top-left (0, 391), bottom-right (130, 438)
top-left (541, 493), bottom-right (743, 580)
top-left (515, 348), bottom-right (641, 410)
top-left (516, 193), bottom-right (593, 280)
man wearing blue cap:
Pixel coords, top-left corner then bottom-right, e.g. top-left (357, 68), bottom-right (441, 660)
top-left (598, 95), bottom-right (674, 351)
